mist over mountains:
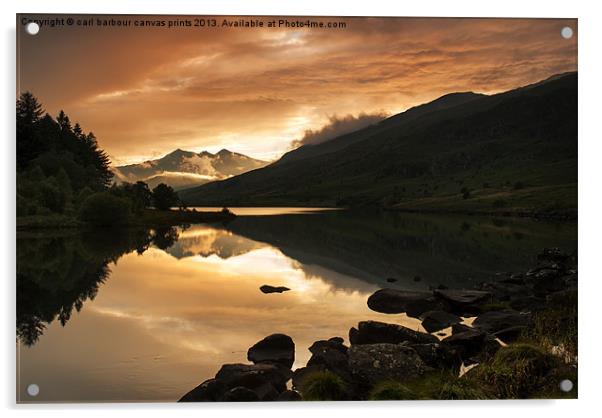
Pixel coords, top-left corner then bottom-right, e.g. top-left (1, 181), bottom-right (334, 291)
top-left (113, 148), bottom-right (267, 190)
top-left (180, 72), bottom-right (577, 217)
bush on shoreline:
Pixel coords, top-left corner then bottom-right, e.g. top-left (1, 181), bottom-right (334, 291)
top-left (78, 192), bottom-right (132, 226)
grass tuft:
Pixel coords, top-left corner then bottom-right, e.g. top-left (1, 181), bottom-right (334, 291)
top-left (298, 371), bottom-right (349, 401)
top-left (520, 289), bottom-right (577, 363)
top-left (369, 381), bottom-right (416, 400)
top-left (380, 372), bottom-right (491, 400)
top-left (473, 343), bottom-right (558, 398)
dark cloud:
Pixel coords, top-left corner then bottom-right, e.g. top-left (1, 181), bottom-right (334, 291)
top-left (292, 112), bottom-right (388, 148)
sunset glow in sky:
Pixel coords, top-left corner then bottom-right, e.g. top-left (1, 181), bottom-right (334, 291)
top-left (18, 16), bottom-right (577, 165)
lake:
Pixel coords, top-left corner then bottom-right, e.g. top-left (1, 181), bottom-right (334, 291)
top-left (16, 208), bottom-right (577, 402)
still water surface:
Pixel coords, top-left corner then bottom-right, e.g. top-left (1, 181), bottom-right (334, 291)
top-left (16, 208), bottom-right (576, 402)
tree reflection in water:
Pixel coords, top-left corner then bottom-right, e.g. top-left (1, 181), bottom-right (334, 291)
top-left (16, 226), bottom-right (180, 346)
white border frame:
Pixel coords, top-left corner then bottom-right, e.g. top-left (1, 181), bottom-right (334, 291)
top-left (3, 1), bottom-right (600, 417)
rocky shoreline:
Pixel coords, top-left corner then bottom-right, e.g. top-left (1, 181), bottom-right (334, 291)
top-left (179, 248), bottom-right (577, 401)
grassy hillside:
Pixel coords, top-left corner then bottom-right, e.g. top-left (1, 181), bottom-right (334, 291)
top-left (180, 73), bottom-right (577, 217)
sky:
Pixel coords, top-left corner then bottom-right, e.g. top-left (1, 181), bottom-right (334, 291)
top-left (18, 15), bottom-right (577, 165)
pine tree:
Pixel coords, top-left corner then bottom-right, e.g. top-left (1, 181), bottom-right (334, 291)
top-left (16, 92), bottom-right (46, 168)
top-left (16, 92), bottom-right (44, 125)
top-left (73, 123), bottom-right (84, 140)
top-left (56, 110), bottom-right (72, 132)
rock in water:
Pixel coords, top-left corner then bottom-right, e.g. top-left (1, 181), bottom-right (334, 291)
top-left (247, 333), bottom-right (295, 368)
top-left (421, 310), bottom-right (462, 333)
top-left (349, 321), bottom-right (438, 345)
top-left (367, 289), bottom-right (440, 317)
top-left (433, 289), bottom-right (491, 313)
top-left (260, 285), bottom-right (290, 294)
top-left (347, 343), bottom-right (428, 385)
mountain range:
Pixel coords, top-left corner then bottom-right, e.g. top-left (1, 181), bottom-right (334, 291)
top-left (179, 72), bottom-right (577, 217)
top-left (113, 149), bottom-right (267, 190)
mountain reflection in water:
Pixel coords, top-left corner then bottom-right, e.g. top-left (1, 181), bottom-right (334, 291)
top-left (16, 209), bottom-right (576, 402)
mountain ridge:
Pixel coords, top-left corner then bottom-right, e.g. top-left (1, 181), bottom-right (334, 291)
top-left (113, 148), bottom-right (268, 190)
top-left (180, 72), bottom-right (577, 216)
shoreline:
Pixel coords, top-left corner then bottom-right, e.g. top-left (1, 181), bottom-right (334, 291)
top-left (16, 205), bottom-right (577, 232)
top-left (182, 204), bottom-right (577, 221)
top-left (16, 208), bottom-right (236, 231)
top-left (180, 248), bottom-right (578, 401)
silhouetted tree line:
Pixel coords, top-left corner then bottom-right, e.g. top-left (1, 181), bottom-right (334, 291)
top-left (16, 92), bottom-right (181, 225)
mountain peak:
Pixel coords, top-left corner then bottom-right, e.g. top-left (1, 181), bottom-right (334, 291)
top-left (114, 147), bottom-right (268, 190)
top-left (165, 148), bottom-right (193, 158)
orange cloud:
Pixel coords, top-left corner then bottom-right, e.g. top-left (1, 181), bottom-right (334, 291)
top-left (18, 15), bottom-right (577, 164)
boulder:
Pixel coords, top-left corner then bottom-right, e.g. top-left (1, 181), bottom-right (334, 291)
top-left (434, 289), bottom-right (491, 306)
top-left (347, 343), bottom-right (428, 385)
top-left (479, 281), bottom-right (531, 301)
top-left (526, 264), bottom-right (565, 280)
top-left (472, 310), bottom-right (530, 335)
top-left (277, 389), bottom-right (302, 401)
top-left (433, 289), bottom-right (491, 313)
top-left (215, 363), bottom-right (290, 400)
top-left (328, 336), bottom-right (345, 345)
top-left (306, 338), bottom-right (351, 381)
top-left (247, 334), bottom-right (295, 368)
top-left (409, 343), bottom-right (459, 369)
top-left (442, 329), bottom-right (499, 360)
top-left (531, 275), bottom-right (567, 295)
top-left (292, 365), bottom-right (325, 390)
top-left (221, 386), bottom-right (260, 402)
top-left (420, 310), bottom-right (462, 333)
top-left (178, 378), bottom-right (226, 402)
top-left (349, 327), bottom-right (359, 344)
top-left (451, 323), bottom-right (473, 334)
top-left (349, 321), bottom-right (438, 346)
top-left (309, 338), bottom-right (348, 355)
top-left (260, 285), bottom-right (290, 294)
top-left (367, 289), bottom-right (441, 317)
top-left (537, 248), bottom-right (572, 264)
top-left (442, 329), bottom-right (486, 358)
